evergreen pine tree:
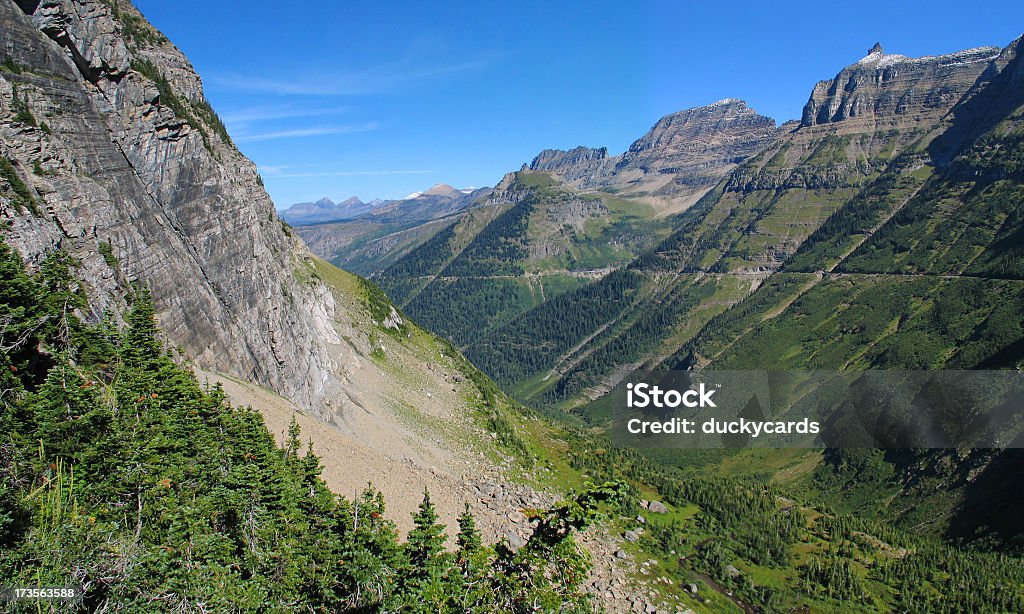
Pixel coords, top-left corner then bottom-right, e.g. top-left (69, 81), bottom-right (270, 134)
top-left (456, 502), bottom-right (482, 557)
top-left (452, 502), bottom-right (490, 611)
top-left (400, 489), bottom-right (453, 609)
top-left (406, 489), bottom-right (448, 570)
top-left (120, 288), bottom-right (162, 369)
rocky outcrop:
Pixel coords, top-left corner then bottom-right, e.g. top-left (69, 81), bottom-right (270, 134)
top-left (801, 43), bottom-right (1001, 128)
top-left (523, 100), bottom-right (778, 208)
top-left (527, 146), bottom-right (615, 183)
top-left (616, 99), bottom-right (778, 185)
top-left (0, 0), bottom-right (343, 413)
top-left (928, 35), bottom-right (1024, 165)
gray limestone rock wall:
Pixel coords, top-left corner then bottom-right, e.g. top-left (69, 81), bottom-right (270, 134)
top-left (0, 0), bottom-right (343, 413)
top-left (801, 44), bottom-right (1001, 128)
top-left (527, 146), bottom-right (618, 184)
top-left (616, 99), bottom-right (778, 184)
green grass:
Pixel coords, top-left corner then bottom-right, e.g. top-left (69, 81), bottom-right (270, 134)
top-left (806, 135), bottom-right (853, 166)
top-left (514, 170), bottom-right (560, 188)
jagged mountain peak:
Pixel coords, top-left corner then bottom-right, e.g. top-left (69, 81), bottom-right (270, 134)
top-left (626, 98), bottom-right (774, 153)
top-left (854, 45), bottom-right (999, 69)
top-left (280, 195), bottom-right (375, 224)
top-left (521, 100), bottom-right (777, 209)
top-left (615, 99), bottom-right (778, 188)
top-left (667, 97), bottom-right (752, 116)
top-left (803, 43), bottom-right (1002, 128)
top-left (526, 146), bottom-right (609, 173)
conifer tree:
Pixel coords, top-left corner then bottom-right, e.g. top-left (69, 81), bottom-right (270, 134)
top-left (452, 502), bottom-right (489, 611)
top-left (456, 502), bottom-right (482, 557)
top-left (33, 358), bottom-right (109, 467)
top-left (407, 489), bottom-right (447, 567)
top-left (400, 489), bottom-right (452, 610)
top-left (120, 288), bottom-right (162, 369)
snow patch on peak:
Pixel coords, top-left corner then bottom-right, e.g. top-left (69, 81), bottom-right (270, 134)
top-left (856, 46), bottom-right (1000, 69)
top-left (877, 54), bottom-right (910, 68)
top-left (857, 51), bottom-right (886, 65)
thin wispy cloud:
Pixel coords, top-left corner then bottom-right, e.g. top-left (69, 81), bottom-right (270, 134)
top-left (256, 164), bottom-right (292, 174)
top-left (234, 123), bottom-right (379, 143)
top-left (212, 54), bottom-right (495, 96)
top-left (220, 105), bottom-right (351, 125)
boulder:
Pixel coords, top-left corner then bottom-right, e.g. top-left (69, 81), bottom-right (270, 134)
top-left (648, 501), bottom-right (669, 513)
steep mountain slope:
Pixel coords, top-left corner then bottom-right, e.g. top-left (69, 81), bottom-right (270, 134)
top-left (373, 172), bottom-right (668, 348)
top-left (0, 0), bottom-right (569, 553)
top-left (468, 42), bottom-right (1008, 405)
top-left (675, 37), bottom-right (1023, 372)
top-left (0, 0), bottom-right (342, 412)
top-left (0, 229), bottom-right (634, 611)
top-left (648, 36), bottom-right (1024, 548)
top-left (370, 101), bottom-right (779, 350)
top-left (4, 4), bottom-right (1023, 609)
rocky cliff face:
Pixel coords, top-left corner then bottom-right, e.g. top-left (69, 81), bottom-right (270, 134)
top-left (616, 99), bottom-right (778, 183)
top-left (526, 146), bottom-right (613, 183)
top-left (526, 99), bottom-right (778, 210)
top-left (801, 43), bottom-right (1000, 129)
top-left (0, 0), bottom-right (343, 413)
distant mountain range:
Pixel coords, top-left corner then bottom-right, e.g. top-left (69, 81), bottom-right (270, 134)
top-left (292, 183), bottom-right (494, 273)
top-left (279, 183), bottom-right (482, 226)
top-left (278, 196), bottom-right (378, 225)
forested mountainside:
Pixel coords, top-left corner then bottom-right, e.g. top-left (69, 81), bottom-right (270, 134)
top-left (647, 37), bottom-right (1024, 553)
top-left (464, 41), bottom-right (1023, 407)
top-left (2, 0), bottom-right (548, 543)
top-left (371, 32), bottom-right (1024, 561)
top-left (0, 1), bottom-right (621, 610)
top-left (373, 172), bottom-right (668, 347)
top-left (4, 232), bottom-right (1023, 613)
top-left (0, 235), bottom-right (623, 611)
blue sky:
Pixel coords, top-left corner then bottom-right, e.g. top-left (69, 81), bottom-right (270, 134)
top-left (134, 1), bottom-right (1024, 208)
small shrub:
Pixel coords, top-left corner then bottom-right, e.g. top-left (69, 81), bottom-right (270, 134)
top-left (0, 158), bottom-right (39, 215)
top-left (98, 240), bottom-right (118, 269)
